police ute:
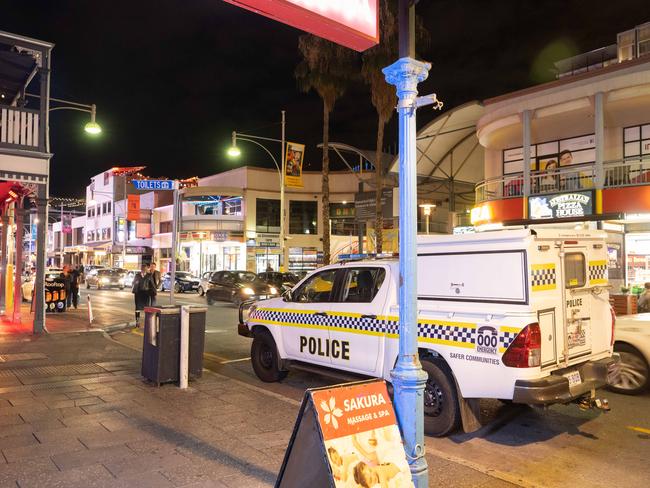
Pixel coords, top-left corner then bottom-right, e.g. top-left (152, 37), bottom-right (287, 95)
top-left (238, 229), bottom-right (618, 436)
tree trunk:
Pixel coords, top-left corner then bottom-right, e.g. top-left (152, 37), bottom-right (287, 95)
top-left (374, 115), bottom-right (386, 254)
top-left (322, 100), bottom-right (331, 265)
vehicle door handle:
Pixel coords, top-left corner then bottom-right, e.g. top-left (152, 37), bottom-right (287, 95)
top-left (361, 314), bottom-right (377, 320)
top-left (313, 312), bottom-right (328, 317)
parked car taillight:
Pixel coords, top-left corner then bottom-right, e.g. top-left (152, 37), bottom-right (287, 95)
top-left (502, 323), bottom-right (541, 368)
top-left (610, 307), bottom-right (616, 347)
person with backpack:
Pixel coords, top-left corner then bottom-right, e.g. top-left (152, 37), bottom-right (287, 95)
top-left (132, 264), bottom-right (151, 325)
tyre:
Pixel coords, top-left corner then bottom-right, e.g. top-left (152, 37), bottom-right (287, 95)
top-left (86, 282), bottom-right (90, 289)
top-left (232, 296), bottom-right (242, 308)
top-left (119, 286), bottom-right (125, 290)
top-left (608, 343), bottom-right (649, 395)
top-left (174, 283), bottom-right (181, 294)
top-left (251, 330), bottom-right (287, 382)
top-left (421, 358), bottom-right (461, 437)
top-left (198, 286), bottom-right (204, 296)
top-left (206, 295), bottom-right (216, 306)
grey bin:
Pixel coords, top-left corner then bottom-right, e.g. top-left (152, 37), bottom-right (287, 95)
top-left (141, 305), bottom-right (207, 386)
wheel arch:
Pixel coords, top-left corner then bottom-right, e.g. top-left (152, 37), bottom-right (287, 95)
top-left (250, 323), bottom-right (287, 358)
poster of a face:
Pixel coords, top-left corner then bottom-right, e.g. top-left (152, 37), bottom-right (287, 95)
top-left (325, 425), bottom-right (414, 488)
top-left (285, 141), bottom-right (305, 187)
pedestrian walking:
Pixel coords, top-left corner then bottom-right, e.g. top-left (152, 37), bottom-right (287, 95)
top-left (70, 266), bottom-right (80, 309)
top-left (62, 265), bottom-right (72, 309)
top-left (132, 264), bottom-right (150, 324)
top-left (149, 262), bottom-right (161, 306)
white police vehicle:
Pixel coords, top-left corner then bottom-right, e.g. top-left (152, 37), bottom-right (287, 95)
top-left (239, 229), bottom-right (618, 436)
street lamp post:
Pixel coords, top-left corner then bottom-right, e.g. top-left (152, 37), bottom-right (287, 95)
top-left (27, 94), bottom-right (102, 135)
top-left (228, 112), bottom-right (287, 272)
top-left (382, 1), bottom-right (430, 486)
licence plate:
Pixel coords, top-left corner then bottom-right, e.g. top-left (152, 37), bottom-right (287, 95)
top-left (564, 370), bottom-right (582, 387)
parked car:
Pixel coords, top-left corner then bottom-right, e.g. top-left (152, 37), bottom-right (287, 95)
top-left (21, 268), bottom-right (63, 302)
top-left (256, 272), bottom-right (300, 294)
top-left (206, 270), bottom-right (279, 306)
top-left (608, 313), bottom-right (650, 394)
top-left (198, 270), bottom-right (218, 296)
top-left (86, 268), bottom-right (126, 290)
top-left (161, 271), bottom-right (200, 293)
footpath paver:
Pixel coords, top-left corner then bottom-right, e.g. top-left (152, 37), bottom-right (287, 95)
top-left (0, 332), bottom-right (518, 487)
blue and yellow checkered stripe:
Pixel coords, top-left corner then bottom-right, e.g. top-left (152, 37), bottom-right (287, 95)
top-left (588, 260), bottom-right (608, 285)
top-left (531, 263), bottom-right (556, 291)
top-left (249, 308), bottom-right (520, 352)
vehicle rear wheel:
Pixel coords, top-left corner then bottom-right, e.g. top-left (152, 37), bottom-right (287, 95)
top-left (421, 358), bottom-right (460, 437)
top-left (174, 283), bottom-right (181, 294)
top-left (251, 330), bottom-right (287, 382)
top-left (206, 295), bottom-right (216, 306)
top-left (608, 343), bottom-right (649, 395)
top-left (198, 286), bottom-right (204, 296)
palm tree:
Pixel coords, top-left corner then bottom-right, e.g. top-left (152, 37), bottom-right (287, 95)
top-left (362, 1), bottom-right (398, 254)
top-left (295, 35), bottom-right (356, 265)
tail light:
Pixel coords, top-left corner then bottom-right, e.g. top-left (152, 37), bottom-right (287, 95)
top-left (610, 307), bottom-right (616, 347)
top-left (502, 323), bottom-right (541, 368)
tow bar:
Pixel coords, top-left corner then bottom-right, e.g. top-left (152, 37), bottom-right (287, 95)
top-left (576, 389), bottom-right (610, 412)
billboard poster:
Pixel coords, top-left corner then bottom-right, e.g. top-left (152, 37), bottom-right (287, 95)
top-left (528, 191), bottom-right (594, 220)
top-left (62, 213), bottom-right (72, 234)
top-left (127, 194), bottom-right (140, 221)
top-left (276, 380), bottom-right (413, 488)
top-left (285, 142), bottom-right (305, 188)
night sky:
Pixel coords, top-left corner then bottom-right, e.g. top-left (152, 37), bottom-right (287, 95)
top-left (3, 0), bottom-right (648, 197)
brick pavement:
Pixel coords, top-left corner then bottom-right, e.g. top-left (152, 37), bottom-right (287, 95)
top-left (0, 333), bottom-right (518, 487)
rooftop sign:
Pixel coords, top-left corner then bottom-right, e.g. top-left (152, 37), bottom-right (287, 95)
top-left (223, 0), bottom-right (379, 51)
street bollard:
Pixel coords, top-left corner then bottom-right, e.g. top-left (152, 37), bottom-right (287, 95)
top-left (179, 305), bottom-right (190, 389)
top-left (87, 294), bottom-right (94, 325)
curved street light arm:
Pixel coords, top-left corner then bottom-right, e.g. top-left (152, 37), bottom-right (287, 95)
top-left (236, 136), bottom-right (281, 176)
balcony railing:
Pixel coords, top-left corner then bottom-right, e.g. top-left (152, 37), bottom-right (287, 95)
top-left (0, 106), bottom-right (42, 151)
top-left (475, 156), bottom-right (650, 203)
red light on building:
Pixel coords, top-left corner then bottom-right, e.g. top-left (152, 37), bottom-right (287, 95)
top-left (223, 0), bottom-right (379, 52)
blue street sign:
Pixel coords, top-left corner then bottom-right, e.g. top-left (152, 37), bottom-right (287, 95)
top-left (132, 180), bottom-right (175, 190)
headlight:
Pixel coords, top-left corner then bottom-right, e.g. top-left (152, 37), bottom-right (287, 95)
top-left (242, 287), bottom-right (255, 295)
top-left (269, 287), bottom-right (278, 295)
top-left (101, 278), bottom-right (109, 283)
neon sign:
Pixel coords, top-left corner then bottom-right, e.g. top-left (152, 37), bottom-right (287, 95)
top-left (223, 0), bottom-right (379, 51)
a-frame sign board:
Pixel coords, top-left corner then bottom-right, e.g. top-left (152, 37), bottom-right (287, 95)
top-left (276, 379), bottom-right (413, 488)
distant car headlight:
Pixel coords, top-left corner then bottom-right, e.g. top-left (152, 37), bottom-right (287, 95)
top-left (242, 287), bottom-right (255, 295)
top-left (101, 277), bottom-right (110, 284)
top-left (269, 287), bottom-right (278, 295)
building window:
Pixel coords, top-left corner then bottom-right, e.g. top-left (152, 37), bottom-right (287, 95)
top-left (256, 198), bottom-right (280, 233)
top-left (223, 197), bottom-right (242, 216)
top-left (223, 246), bottom-right (240, 270)
top-left (107, 201), bottom-right (112, 213)
top-left (564, 253), bottom-right (586, 289)
top-left (160, 221), bottom-right (172, 233)
top-left (289, 200), bottom-right (317, 235)
top-left (624, 124), bottom-right (650, 158)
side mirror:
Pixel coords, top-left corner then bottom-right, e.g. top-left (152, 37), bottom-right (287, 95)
top-left (282, 289), bottom-right (292, 302)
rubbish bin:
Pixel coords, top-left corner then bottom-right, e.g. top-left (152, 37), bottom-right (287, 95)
top-left (141, 306), bottom-right (181, 385)
top-left (141, 305), bottom-right (207, 385)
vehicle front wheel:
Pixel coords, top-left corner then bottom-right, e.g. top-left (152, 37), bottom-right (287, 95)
top-left (198, 286), bottom-right (204, 296)
top-left (251, 330), bottom-right (287, 383)
top-left (421, 358), bottom-right (461, 437)
top-left (174, 283), bottom-right (181, 294)
top-left (608, 343), bottom-right (649, 395)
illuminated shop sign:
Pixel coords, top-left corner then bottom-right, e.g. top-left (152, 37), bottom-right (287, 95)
top-left (528, 191), bottom-right (593, 220)
top-left (223, 0), bottom-right (379, 51)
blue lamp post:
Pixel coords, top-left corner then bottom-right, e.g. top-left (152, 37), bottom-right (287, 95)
top-left (382, 1), bottom-right (431, 487)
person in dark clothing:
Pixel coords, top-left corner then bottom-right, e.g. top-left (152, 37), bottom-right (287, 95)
top-left (132, 264), bottom-right (151, 325)
top-left (62, 265), bottom-right (72, 309)
top-left (70, 266), bottom-right (81, 309)
top-left (149, 262), bottom-right (161, 306)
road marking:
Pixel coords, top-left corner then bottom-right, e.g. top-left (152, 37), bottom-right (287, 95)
top-left (219, 357), bottom-right (251, 364)
top-left (627, 425), bottom-right (650, 435)
top-left (132, 329), bottom-right (143, 336)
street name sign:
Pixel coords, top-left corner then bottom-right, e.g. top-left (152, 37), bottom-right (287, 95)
top-left (223, 0), bottom-right (379, 51)
top-left (132, 180), bottom-right (175, 190)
